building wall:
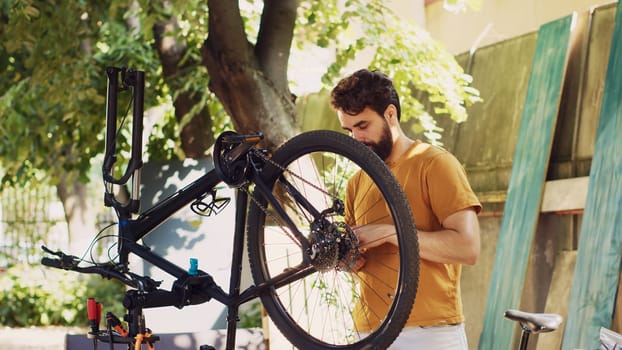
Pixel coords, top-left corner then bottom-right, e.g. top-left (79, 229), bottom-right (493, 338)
top-left (424, 0), bottom-right (614, 55)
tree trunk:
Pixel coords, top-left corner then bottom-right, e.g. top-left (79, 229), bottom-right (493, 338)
top-left (154, 16), bottom-right (214, 158)
top-left (56, 174), bottom-right (97, 254)
top-left (202, 0), bottom-right (300, 151)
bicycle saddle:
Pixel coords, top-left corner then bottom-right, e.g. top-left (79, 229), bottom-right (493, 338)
top-left (504, 309), bottom-right (563, 334)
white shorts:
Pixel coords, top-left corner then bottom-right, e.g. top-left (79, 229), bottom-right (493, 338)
top-left (387, 323), bottom-right (469, 350)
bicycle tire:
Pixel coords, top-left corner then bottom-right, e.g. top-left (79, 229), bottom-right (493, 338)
top-left (247, 130), bottom-right (419, 349)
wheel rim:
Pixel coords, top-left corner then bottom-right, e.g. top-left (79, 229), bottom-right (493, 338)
top-left (249, 136), bottom-right (418, 348)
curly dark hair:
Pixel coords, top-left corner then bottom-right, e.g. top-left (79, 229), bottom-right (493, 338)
top-left (330, 69), bottom-right (401, 121)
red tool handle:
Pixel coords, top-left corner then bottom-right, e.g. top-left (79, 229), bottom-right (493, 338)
top-left (87, 298), bottom-right (98, 321)
top-left (87, 298), bottom-right (102, 334)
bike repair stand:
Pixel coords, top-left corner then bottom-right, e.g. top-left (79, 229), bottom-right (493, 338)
top-left (87, 288), bottom-right (217, 350)
top-left (87, 294), bottom-right (160, 350)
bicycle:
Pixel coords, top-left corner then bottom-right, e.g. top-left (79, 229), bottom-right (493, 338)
top-left (41, 67), bottom-right (420, 350)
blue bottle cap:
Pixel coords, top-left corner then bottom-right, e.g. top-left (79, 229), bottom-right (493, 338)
top-left (189, 258), bottom-right (198, 275)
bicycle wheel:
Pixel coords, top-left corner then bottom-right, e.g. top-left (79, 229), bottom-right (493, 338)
top-left (247, 130), bottom-right (419, 349)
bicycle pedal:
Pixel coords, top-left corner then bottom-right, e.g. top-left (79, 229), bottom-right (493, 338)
top-left (199, 345), bottom-right (216, 350)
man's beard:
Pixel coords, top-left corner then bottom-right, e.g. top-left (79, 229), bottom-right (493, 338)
top-left (366, 120), bottom-right (393, 161)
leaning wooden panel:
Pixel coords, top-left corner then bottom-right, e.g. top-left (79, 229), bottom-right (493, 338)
top-left (562, 2), bottom-right (622, 349)
top-left (536, 251), bottom-right (577, 350)
top-left (478, 14), bottom-right (577, 350)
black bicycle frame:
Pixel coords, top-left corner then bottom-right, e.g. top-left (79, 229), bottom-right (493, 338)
top-left (104, 67), bottom-right (316, 350)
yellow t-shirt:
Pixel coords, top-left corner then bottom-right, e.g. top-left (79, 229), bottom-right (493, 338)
top-left (345, 140), bottom-right (481, 331)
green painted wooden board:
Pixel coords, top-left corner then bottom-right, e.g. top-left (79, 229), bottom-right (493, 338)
top-left (478, 15), bottom-right (575, 350)
top-left (562, 2), bottom-right (622, 349)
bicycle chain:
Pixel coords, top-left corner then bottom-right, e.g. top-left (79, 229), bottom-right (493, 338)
top-left (255, 150), bottom-right (332, 197)
top-left (240, 150), bottom-right (339, 249)
top-left (240, 184), bottom-right (303, 248)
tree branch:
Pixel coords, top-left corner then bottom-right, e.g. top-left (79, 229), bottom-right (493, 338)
top-left (256, 0), bottom-right (299, 92)
top-left (155, 18), bottom-right (214, 158)
top-left (202, 0), bottom-right (299, 149)
top-left (204, 0), bottom-right (256, 121)
top-left (206, 0), bottom-right (251, 66)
